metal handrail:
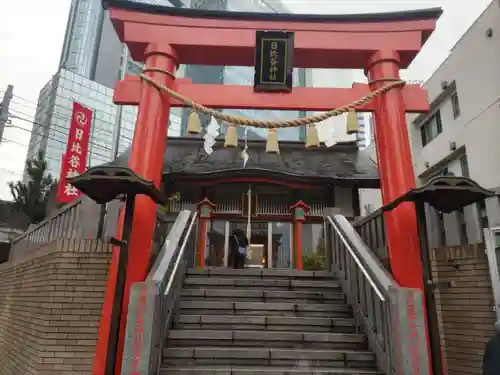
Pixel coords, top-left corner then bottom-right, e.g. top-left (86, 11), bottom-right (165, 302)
top-left (148, 210), bottom-right (192, 282)
top-left (332, 214), bottom-right (394, 292)
top-left (164, 212), bottom-right (198, 296)
top-left (326, 216), bottom-right (385, 301)
top-left (325, 213), bottom-right (395, 374)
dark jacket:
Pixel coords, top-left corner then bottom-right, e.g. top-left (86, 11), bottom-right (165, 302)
top-left (229, 229), bottom-right (249, 252)
top-left (482, 322), bottom-right (500, 375)
top-left (229, 229), bottom-right (248, 257)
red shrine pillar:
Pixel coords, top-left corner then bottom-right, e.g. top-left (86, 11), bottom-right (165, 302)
top-left (290, 201), bottom-right (309, 271)
top-left (366, 50), bottom-right (424, 290)
top-left (367, 50), bottom-right (433, 371)
top-left (196, 198), bottom-right (216, 269)
top-left (93, 43), bottom-right (177, 375)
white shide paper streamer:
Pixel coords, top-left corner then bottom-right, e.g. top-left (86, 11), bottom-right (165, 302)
top-left (203, 116), bottom-right (221, 155)
top-left (241, 126), bottom-right (249, 167)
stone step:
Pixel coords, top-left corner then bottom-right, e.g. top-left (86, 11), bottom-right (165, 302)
top-left (181, 289), bottom-right (346, 303)
top-left (178, 301), bottom-right (351, 318)
top-left (163, 347), bottom-right (377, 368)
top-left (159, 365), bottom-right (383, 374)
top-left (184, 277), bottom-right (341, 292)
top-left (173, 315), bottom-right (357, 333)
top-left (187, 268), bottom-right (334, 281)
top-left (167, 330), bottom-right (367, 350)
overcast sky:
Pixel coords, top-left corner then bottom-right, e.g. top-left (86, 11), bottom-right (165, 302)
top-left (0, 0), bottom-right (494, 200)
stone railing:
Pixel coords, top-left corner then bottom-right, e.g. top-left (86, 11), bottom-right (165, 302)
top-left (9, 197), bottom-right (121, 262)
top-left (325, 210), bottom-right (430, 375)
top-left (353, 209), bottom-right (390, 272)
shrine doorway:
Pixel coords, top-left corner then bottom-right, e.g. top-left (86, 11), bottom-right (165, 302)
top-left (205, 220), bottom-right (293, 269)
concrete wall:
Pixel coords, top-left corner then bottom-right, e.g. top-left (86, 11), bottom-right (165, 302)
top-left (359, 189), bottom-right (382, 216)
top-left (0, 239), bottom-right (112, 375)
top-left (431, 244), bottom-right (496, 374)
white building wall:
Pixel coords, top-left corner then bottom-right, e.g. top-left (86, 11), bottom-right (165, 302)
top-left (412, 1), bottom-right (500, 188)
top-left (359, 0), bottom-right (500, 248)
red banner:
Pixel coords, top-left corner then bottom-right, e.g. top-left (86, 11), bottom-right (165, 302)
top-left (56, 102), bottom-right (92, 203)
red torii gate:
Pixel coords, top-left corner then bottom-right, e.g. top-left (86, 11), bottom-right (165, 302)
top-left (94, 1), bottom-right (441, 374)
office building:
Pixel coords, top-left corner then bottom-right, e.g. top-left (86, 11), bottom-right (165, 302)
top-left (25, 68), bottom-right (184, 178)
top-left (59, 0), bottom-right (186, 88)
top-left (26, 0), bottom-right (185, 178)
top-left (358, 0), bottom-right (500, 248)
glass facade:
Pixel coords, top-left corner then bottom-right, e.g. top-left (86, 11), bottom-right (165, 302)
top-left (183, 0), bottom-right (307, 142)
top-left (59, 0), bottom-right (103, 78)
top-left (60, 0), bottom-right (180, 88)
top-left (27, 69), bottom-right (182, 178)
top-left (28, 0), bottom-right (184, 179)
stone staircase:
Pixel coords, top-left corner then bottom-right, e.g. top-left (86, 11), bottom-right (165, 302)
top-left (160, 269), bottom-right (382, 375)
top-left (160, 268), bottom-right (384, 374)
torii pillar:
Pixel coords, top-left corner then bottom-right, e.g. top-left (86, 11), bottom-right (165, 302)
top-left (94, 2), bottom-right (443, 374)
top-left (367, 50), bottom-right (425, 290)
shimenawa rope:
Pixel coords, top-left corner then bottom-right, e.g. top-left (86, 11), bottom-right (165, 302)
top-left (140, 68), bottom-right (405, 129)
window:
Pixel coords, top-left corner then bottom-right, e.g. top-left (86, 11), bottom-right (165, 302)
top-left (460, 155), bottom-right (470, 177)
top-left (451, 92), bottom-right (460, 119)
top-left (420, 110), bottom-right (442, 146)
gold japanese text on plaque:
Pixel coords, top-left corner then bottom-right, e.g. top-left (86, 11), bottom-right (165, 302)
top-left (254, 31), bottom-right (294, 93)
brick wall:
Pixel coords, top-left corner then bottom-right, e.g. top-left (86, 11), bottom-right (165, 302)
top-left (431, 244), bottom-right (496, 375)
top-left (0, 239), bottom-right (112, 375)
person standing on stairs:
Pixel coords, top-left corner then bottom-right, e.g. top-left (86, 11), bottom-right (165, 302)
top-left (229, 229), bottom-right (249, 269)
top-left (482, 320), bottom-right (500, 375)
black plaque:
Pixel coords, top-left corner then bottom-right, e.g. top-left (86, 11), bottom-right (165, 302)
top-left (254, 30), bottom-right (294, 93)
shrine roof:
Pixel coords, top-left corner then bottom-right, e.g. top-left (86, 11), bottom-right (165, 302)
top-left (108, 138), bottom-right (379, 188)
top-left (103, 0), bottom-right (442, 24)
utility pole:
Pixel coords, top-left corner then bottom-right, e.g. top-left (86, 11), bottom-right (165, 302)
top-left (0, 85), bottom-right (14, 144)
